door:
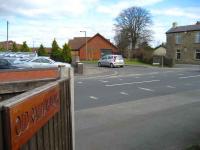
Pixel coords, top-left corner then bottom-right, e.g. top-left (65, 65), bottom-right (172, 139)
top-left (101, 49), bottom-right (112, 57)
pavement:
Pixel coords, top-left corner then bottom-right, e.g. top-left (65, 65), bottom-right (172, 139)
top-left (75, 63), bottom-right (200, 150)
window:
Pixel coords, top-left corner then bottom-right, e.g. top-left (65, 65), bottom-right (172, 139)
top-left (108, 56), bottom-right (113, 59)
top-left (195, 32), bottom-right (200, 43)
top-left (101, 56), bottom-right (106, 60)
top-left (176, 50), bottom-right (181, 60)
top-left (195, 49), bottom-right (200, 60)
top-left (32, 58), bottom-right (42, 63)
top-left (0, 59), bottom-right (8, 66)
top-left (175, 34), bottom-right (182, 44)
top-left (41, 58), bottom-right (51, 64)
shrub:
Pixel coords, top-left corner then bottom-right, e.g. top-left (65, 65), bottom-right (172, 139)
top-left (164, 57), bottom-right (174, 67)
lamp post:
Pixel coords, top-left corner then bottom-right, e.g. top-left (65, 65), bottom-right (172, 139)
top-left (6, 21), bottom-right (9, 51)
top-left (80, 31), bottom-right (87, 60)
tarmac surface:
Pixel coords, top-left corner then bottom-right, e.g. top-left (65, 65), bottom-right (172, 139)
top-left (75, 64), bottom-right (200, 150)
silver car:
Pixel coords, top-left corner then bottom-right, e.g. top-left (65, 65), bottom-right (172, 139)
top-left (17, 57), bottom-right (71, 68)
top-left (98, 55), bottom-right (124, 68)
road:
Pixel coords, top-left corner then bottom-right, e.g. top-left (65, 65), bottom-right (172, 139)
top-left (75, 65), bottom-right (200, 150)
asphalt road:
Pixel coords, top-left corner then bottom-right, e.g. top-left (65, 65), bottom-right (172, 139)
top-left (75, 65), bottom-right (200, 150)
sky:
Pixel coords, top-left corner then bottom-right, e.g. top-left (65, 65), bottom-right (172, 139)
top-left (0, 0), bottom-right (200, 48)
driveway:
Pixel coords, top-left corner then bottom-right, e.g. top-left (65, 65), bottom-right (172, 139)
top-left (75, 64), bottom-right (200, 150)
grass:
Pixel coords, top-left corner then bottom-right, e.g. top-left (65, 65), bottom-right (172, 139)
top-left (185, 145), bottom-right (200, 150)
top-left (124, 59), bottom-right (150, 66)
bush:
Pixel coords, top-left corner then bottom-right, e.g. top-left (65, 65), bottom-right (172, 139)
top-left (20, 41), bottom-right (30, 52)
top-left (38, 44), bottom-right (48, 56)
top-left (50, 39), bottom-right (62, 61)
top-left (164, 57), bottom-right (174, 67)
top-left (62, 43), bottom-right (72, 63)
top-left (141, 57), bottom-right (153, 64)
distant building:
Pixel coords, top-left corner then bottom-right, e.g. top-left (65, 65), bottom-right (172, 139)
top-left (166, 21), bottom-right (200, 64)
top-left (0, 41), bottom-right (22, 50)
top-left (68, 33), bottom-right (118, 60)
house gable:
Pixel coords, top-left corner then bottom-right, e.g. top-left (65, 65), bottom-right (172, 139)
top-left (79, 33), bottom-right (118, 50)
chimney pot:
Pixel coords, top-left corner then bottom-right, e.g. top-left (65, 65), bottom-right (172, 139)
top-left (172, 22), bottom-right (177, 28)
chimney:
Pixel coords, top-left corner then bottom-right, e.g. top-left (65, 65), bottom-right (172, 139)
top-left (196, 21), bottom-right (200, 25)
top-left (172, 22), bottom-right (177, 28)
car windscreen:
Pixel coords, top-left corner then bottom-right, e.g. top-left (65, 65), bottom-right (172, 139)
top-left (116, 55), bottom-right (123, 60)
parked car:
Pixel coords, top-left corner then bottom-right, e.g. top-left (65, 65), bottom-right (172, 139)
top-left (0, 58), bottom-right (23, 69)
top-left (98, 55), bottom-right (124, 68)
top-left (0, 51), bottom-right (38, 58)
top-left (17, 57), bottom-right (71, 68)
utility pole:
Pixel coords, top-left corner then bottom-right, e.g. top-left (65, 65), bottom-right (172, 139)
top-left (6, 21), bottom-right (9, 51)
top-left (80, 31), bottom-right (87, 60)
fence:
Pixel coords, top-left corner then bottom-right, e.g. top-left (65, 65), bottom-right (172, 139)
top-left (0, 67), bottom-right (74, 150)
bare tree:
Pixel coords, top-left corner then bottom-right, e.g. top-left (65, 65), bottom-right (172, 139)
top-left (114, 7), bottom-right (152, 58)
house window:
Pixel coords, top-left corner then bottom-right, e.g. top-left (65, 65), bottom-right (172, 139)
top-left (175, 34), bottom-right (182, 44)
top-left (195, 49), bottom-right (200, 60)
top-left (176, 50), bottom-right (181, 60)
top-left (195, 32), bottom-right (200, 43)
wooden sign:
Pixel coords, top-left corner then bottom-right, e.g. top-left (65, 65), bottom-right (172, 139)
top-left (3, 85), bottom-right (60, 150)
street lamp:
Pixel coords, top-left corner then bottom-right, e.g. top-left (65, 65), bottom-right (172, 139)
top-left (80, 31), bottom-right (87, 60)
top-left (6, 21), bottom-right (9, 51)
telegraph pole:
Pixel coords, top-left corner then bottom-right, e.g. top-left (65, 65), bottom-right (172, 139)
top-left (6, 21), bottom-right (9, 51)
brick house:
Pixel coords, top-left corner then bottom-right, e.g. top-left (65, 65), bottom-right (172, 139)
top-left (166, 22), bottom-right (200, 64)
top-left (0, 41), bottom-right (22, 50)
top-left (68, 33), bottom-right (118, 60)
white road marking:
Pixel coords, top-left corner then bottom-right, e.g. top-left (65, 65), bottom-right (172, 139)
top-left (105, 80), bottom-right (160, 87)
top-left (138, 87), bottom-right (154, 92)
top-left (120, 92), bottom-right (129, 95)
top-left (166, 85), bottom-right (176, 88)
top-left (78, 71), bottom-right (159, 80)
top-left (77, 81), bottom-right (83, 84)
top-left (179, 75), bottom-right (200, 79)
top-left (100, 80), bottom-right (109, 83)
top-left (165, 71), bottom-right (174, 73)
top-left (89, 96), bottom-right (98, 100)
top-left (119, 78), bottom-right (123, 81)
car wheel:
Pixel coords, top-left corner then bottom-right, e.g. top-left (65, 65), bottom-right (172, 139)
top-left (110, 63), bottom-right (114, 68)
top-left (98, 62), bottom-right (101, 67)
top-left (120, 65), bottom-right (124, 68)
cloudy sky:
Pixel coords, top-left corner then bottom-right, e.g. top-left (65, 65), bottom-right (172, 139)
top-left (0, 0), bottom-right (199, 48)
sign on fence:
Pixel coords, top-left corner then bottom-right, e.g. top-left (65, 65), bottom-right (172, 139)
top-left (3, 85), bottom-right (60, 150)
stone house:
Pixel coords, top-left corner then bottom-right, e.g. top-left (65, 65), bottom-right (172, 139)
top-left (68, 33), bottom-right (118, 60)
top-left (166, 22), bottom-right (200, 64)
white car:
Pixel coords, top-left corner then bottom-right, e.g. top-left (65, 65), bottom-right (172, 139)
top-left (17, 57), bottom-right (71, 68)
top-left (98, 55), bottom-right (124, 68)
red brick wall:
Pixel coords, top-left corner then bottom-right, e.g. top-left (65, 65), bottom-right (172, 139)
top-left (79, 35), bottom-right (118, 60)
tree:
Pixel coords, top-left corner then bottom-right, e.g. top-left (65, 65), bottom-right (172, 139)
top-left (20, 41), bottom-right (30, 52)
top-left (37, 44), bottom-right (48, 56)
top-left (50, 38), bottom-right (62, 61)
top-left (62, 43), bottom-right (72, 63)
top-left (114, 7), bottom-right (152, 58)
top-left (0, 45), bottom-right (4, 51)
top-left (12, 42), bottom-right (19, 52)
top-left (114, 31), bottom-right (130, 57)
